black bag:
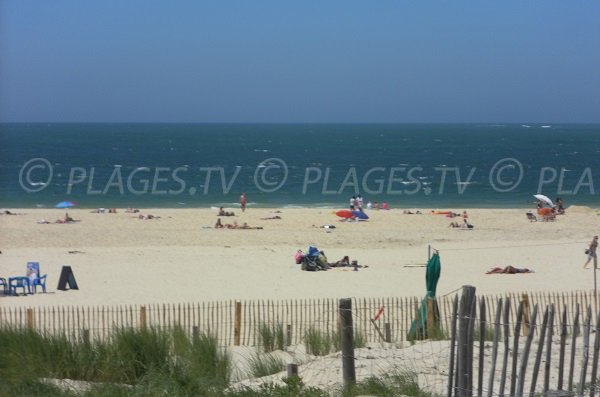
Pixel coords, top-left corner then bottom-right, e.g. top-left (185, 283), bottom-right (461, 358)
top-left (586, 249), bottom-right (591, 255)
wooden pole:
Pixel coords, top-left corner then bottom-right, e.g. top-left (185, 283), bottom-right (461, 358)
top-left (595, 252), bottom-right (598, 324)
top-left (510, 302), bottom-right (524, 397)
top-left (517, 304), bottom-right (539, 397)
top-left (568, 304), bottom-right (580, 391)
top-left (478, 298), bottom-right (486, 397)
top-left (589, 307), bottom-right (600, 397)
top-left (530, 306), bottom-right (549, 397)
top-left (499, 298), bottom-right (511, 397)
top-left (139, 305), bottom-right (147, 329)
top-left (234, 301), bottom-right (241, 346)
top-left (340, 298), bottom-right (356, 386)
top-left (26, 308), bottom-right (34, 329)
top-left (384, 322), bottom-right (392, 343)
top-left (487, 298), bottom-right (502, 397)
top-left (543, 305), bottom-right (555, 396)
top-left (522, 293), bottom-right (531, 336)
top-left (427, 298), bottom-right (435, 338)
top-left (458, 285), bottom-right (476, 397)
top-left (577, 305), bottom-right (592, 397)
top-left (286, 324), bottom-right (292, 346)
top-left (193, 325), bottom-right (199, 341)
top-left (448, 296), bottom-right (459, 397)
top-left (558, 305), bottom-right (567, 390)
top-left (83, 329), bottom-right (90, 345)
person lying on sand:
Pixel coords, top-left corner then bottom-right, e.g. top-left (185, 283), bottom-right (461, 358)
top-left (260, 215), bottom-right (281, 220)
top-left (449, 220), bottom-right (474, 229)
top-left (223, 221), bottom-right (263, 230)
top-left (138, 214), bottom-right (159, 220)
top-left (218, 207), bottom-right (235, 216)
top-left (486, 266), bottom-right (534, 274)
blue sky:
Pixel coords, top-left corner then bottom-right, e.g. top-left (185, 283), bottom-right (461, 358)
top-left (1, 1), bottom-right (599, 123)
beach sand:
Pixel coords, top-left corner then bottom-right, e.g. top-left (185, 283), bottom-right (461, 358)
top-left (0, 207), bottom-right (598, 308)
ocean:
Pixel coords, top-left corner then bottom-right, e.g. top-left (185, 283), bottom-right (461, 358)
top-left (1, 123), bottom-right (599, 209)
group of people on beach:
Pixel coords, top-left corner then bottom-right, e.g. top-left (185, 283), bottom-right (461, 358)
top-left (349, 195), bottom-right (389, 211)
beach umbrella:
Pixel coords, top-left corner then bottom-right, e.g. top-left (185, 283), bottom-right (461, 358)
top-left (335, 209), bottom-right (353, 219)
top-left (55, 201), bottom-right (76, 209)
top-left (351, 210), bottom-right (369, 220)
top-left (407, 253), bottom-right (441, 340)
top-left (425, 253), bottom-right (441, 298)
top-left (533, 194), bottom-right (553, 207)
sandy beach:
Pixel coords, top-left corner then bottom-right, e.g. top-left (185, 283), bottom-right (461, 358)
top-left (1, 206), bottom-right (598, 308)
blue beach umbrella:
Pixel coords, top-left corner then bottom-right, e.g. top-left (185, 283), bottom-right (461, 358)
top-left (351, 210), bottom-right (369, 220)
top-left (55, 201), bottom-right (76, 209)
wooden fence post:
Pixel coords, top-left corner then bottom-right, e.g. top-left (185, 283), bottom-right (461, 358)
top-left (140, 305), bottom-right (147, 329)
top-left (193, 325), bottom-right (199, 340)
top-left (26, 308), bottom-right (34, 330)
top-left (487, 298), bottom-right (502, 397)
top-left (82, 329), bottom-right (90, 345)
top-left (457, 285), bottom-right (477, 397)
top-left (427, 298), bottom-right (435, 337)
top-left (384, 322), bottom-right (392, 343)
top-left (286, 324), bottom-right (292, 346)
top-left (448, 296), bottom-right (459, 397)
top-left (340, 298), bottom-right (355, 386)
top-left (522, 294), bottom-right (530, 336)
top-left (234, 301), bottom-right (241, 346)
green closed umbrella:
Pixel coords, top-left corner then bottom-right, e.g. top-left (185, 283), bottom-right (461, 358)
top-left (408, 253), bottom-right (441, 340)
top-left (426, 253), bottom-right (441, 298)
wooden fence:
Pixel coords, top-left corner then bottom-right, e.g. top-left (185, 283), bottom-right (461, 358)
top-left (1, 290), bottom-right (598, 346)
top-left (449, 286), bottom-right (600, 397)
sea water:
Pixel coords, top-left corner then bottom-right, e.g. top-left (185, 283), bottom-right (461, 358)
top-left (1, 123), bottom-right (599, 209)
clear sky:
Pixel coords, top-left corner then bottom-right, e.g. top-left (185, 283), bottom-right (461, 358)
top-left (1, 1), bottom-right (599, 123)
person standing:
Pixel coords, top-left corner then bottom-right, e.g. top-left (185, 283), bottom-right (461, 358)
top-left (584, 236), bottom-right (598, 269)
top-left (240, 192), bottom-right (247, 212)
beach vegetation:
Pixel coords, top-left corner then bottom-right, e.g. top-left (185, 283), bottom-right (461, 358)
top-left (246, 351), bottom-right (286, 378)
top-left (1, 326), bottom-right (438, 397)
top-left (473, 325), bottom-right (495, 342)
top-left (304, 327), bottom-right (366, 356)
top-left (340, 368), bottom-right (440, 397)
top-left (256, 322), bottom-right (286, 353)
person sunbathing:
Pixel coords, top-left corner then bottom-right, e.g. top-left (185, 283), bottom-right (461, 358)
top-left (218, 207), bottom-right (235, 216)
top-left (260, 215), bottom-right (281, 220)
top-left (486, 266), bottom-right (533, 274)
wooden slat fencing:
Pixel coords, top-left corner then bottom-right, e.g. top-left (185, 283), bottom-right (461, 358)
top-left (0, 290), bottom-right (597, 346)
top-left (449, 287), bottom-right (600, 397)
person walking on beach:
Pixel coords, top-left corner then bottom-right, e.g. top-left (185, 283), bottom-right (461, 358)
top-left (584, 236), bottom-right (598, 269)
top-left (240, 192), bottom-right (247, 212)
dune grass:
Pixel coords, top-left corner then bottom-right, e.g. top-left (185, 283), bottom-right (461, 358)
top-left (0, 326), bottom-right (435, 397)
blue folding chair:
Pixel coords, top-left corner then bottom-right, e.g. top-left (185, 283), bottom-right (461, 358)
top-left (9, 277), bottom-right (31, 296)
top-left (31, 274), bottom-right (47, 293)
